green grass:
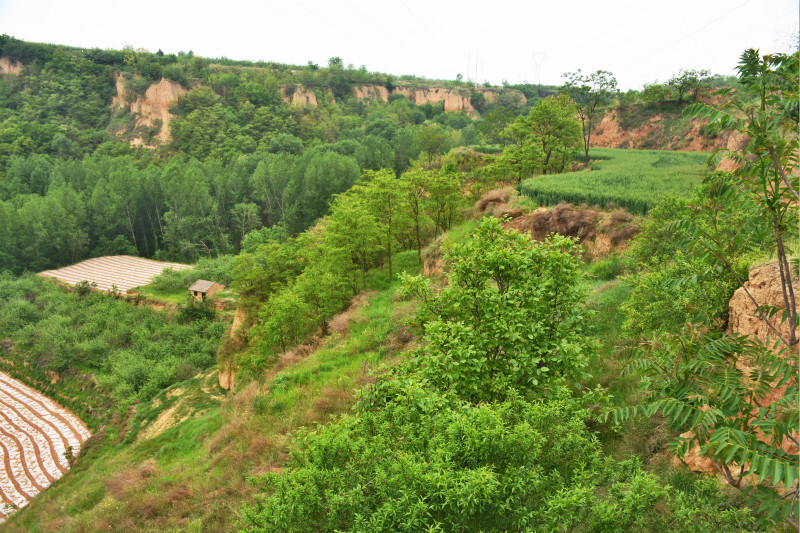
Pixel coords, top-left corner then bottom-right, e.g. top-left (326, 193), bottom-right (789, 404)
top-left (3, 246), bottom-right (422, 532)
top-left (519, 148), bottom-right (708, 214)
top-left (134, 284), bottom-right (189, 305)
top-left (365, 250), bottom-right (422, 291)
top-left (255, 285), bottom-right (415, 420)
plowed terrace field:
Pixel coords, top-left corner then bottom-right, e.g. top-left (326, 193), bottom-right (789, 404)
top-left (38, 255), bottom-right (192, 292)
top-left (0, 373), bottom-right (91, 522)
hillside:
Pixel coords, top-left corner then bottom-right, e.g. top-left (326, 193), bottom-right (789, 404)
top-left (0, 35), bottom-right (796, 532)
top-left (590, 101), bottom-right (731, 151)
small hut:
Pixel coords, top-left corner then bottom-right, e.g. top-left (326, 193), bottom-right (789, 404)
top-left (188, 279), bottom-right (224, 301)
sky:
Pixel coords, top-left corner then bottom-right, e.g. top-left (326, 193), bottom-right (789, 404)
top-left (0, 0), bottom-right (797, 90)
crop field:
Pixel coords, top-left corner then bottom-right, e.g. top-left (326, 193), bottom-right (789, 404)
top-left (518, 148), bottom-right (708, 214)
top-left (0, 372), bottom-right (91, 522)
top-left (38, 255), bottom-right (193, 292)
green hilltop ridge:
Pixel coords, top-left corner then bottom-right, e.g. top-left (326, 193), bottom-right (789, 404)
top-left (0, 35), bottom-right (797, 532)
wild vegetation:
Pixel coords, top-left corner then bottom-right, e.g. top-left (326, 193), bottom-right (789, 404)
top-left (0, 274), bottom-right (226, 421)
top-left (0, 33), bottom-right (796, 533)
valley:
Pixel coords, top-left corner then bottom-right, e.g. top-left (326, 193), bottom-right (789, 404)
top-left (0, 34), bottom-right (796, 532)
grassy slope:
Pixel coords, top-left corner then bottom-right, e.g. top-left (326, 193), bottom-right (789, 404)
top-left (4, 221), bottom-right (699, 531)
top-left (519, 148), bottom-right (707, 214)
top-left (3, 252), bottom-right (421, 533)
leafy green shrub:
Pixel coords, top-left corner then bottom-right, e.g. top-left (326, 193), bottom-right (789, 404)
top-left (194, 255), bottom-right (236, 286)
top-left (122, 74), bottom-right (152, 102)
top-left (400, 218), bottom-right (592, 402)
top-left (150, 255), bottom-right (236, 291)
top-left (74, 279), bottom-right (97, 297)
top-left (621, 253), bottom-right (737, 337)
top-left (589, 253), bottom-right (626, 280)
top-left (243, 378), bottom-right (752, 533)
top-left (149, 267), bottom-right (190, 291)
top-left (178, 297), bottom-right (216, 323)
top-left (0, 275), bottom-right (224, 411)
top-left (162, 64), bottom-right (190, 87)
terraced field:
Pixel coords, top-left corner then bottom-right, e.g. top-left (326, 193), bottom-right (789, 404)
top-left (0, 373), bottom-right (91, 522)
top-left (38, 255), bottom-right (193, 292)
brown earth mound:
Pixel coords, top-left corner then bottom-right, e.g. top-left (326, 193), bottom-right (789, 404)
top-left (474, 187), bottom-right (525, 221)
top-left (503, 203), bottom-right (640, 260)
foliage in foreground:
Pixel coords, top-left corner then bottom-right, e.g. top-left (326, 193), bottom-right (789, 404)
top-left (241, 218), bottom-right (752, 532)
top-left (518, 148), bottom-right (707, 214)
top-left (614, 49), bottom-right (799, 528)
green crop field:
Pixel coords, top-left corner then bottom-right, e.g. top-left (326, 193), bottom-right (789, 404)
top-left (518, 148), bottom-right (709, 214)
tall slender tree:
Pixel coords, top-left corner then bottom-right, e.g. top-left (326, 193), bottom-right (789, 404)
top-left (560, 70), bottom-right (618, 162)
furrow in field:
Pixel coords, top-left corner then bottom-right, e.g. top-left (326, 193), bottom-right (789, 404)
top-left (0, 392), bottom-right (70, 471)
top-left (0, 424), bottom-right (48, 490)
top-left (0, 374), bottom-right (90, 443)
top-left (0, 437), bottom-right (32, 506)
top-left (0, 373), bottom-right (91, 523)
top-left (0, 430), bottom-right (42, 493)
top-left (0, 403), bottom-right (65, 478)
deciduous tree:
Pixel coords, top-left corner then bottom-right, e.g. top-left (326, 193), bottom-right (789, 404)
top-left (561, 69), bottom-right (618, 162)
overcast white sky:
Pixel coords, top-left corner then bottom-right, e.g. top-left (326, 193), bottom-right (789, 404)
top-left (1, 0), bottom-right (797, 89)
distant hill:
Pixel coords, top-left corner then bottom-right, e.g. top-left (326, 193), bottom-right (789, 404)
top-left (0, 35), bottom-right (538, 154)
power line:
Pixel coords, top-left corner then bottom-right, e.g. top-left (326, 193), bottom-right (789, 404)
top-left (686, 7), bottom-right (798, 63)
top-left (398, 0), bottom-right (459, 67)
top-left (626, 0), bottom-right (754, 67)
top-left (339, 0), bottom-right (426, 72)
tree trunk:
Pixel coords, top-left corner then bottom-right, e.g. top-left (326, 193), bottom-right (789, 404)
top-left (125, 202), bottom-right (138, 250)
top-left (416, 220), bottom-right (422, 265)
top-left (387, 221), bottom-right (393, 282)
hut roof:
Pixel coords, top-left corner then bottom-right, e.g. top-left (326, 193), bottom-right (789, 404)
top-left (188, 279), bottom-right (217, 293)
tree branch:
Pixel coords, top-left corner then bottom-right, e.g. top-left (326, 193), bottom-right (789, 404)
top-left (768, 146), bottom-right (800, 202)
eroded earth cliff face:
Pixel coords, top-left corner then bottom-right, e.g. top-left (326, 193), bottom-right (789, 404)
top-left (728, 261), bottom-right (799, 346)
top-left (679, 261), bottom-right (798, 472)
top-left (283, 84), bottom-right (525, 117)
top-left (113, 75), bottom-right (188, 147)
top-left (590, 108), bottom-right (731, 152)
top-left (0, 57), bottom-right (21, 75)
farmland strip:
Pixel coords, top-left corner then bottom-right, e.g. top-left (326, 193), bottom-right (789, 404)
top-left (0, 374), bottom-right (90, 442)
top-left (0, 382), bottom-right (85, 451)
top-left (0, 437), bottom-right (33, 503)
top-left (0, 455), bottom-right (22, 510)
top-left (0, 409), bottom-right (59, 481)
top-left (0, 446), bottom-right (24, 509)
top-left (0, 374), bottom-right (90, 523)
top-left (0, 425), bottom-right (47, 490)
top-left (0, 394), bottom-right (70, 470)
top-left (39, 255), bottom-right (192, 292)
top-left (0, 430), bottom-right (42, 492)
top-left (0, 402), bottom-right (65, 477)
